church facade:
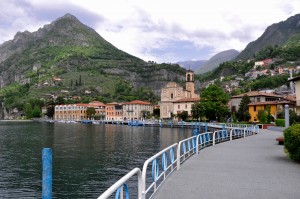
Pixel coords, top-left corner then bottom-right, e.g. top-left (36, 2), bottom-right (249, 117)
top-left (159, 70), bottom-right (200, 119)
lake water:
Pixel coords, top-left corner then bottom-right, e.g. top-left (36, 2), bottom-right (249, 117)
top-left (0, 121), bottom-right (193, 198)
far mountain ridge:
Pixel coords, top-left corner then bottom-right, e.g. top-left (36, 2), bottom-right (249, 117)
top-left (177, 60), bottom-right (207, 71)
top-left (236, 13), bottom-right (300, 60)
top-left (195, 49), bottom-right (239, 74)
top-left (0, 13), bottom-right (193, 119)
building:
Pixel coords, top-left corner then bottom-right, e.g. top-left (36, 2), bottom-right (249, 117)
top-left (54, 103), bottom-right (88, 121)
top-left (230, 91), bottom-right (295, 122)
top-left (54, 101), bottom-right (106, 121)
top-left (230, 91), bottom-right (283, 112)
top-left (159, 70), bottom-right (200, 119)
top-left (288, 76), bottom-right (300, 113)
top-left (122, 100), bottom-right (153, 120)
top-left (248, 100), bottom-right (294, 122)
top-left (106, 102), bottom-right (123, 121)
top-left (173, 98), bottom-right (200, 118)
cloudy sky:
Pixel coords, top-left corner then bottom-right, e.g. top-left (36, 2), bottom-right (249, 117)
top-left (1, 0), bottom-right (300, 63)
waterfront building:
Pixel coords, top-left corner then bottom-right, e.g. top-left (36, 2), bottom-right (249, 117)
top-left (159, 70), bottom-right (200, 119)
top-left (122, 100), bottom-right (153, 120)
top-left (106, 102), bottom-right (123, 121)
top-left (54, 101), bottom-right (106, 121)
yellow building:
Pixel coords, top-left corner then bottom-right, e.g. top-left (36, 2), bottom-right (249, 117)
top-left (54, 101), bottom-right (106, 121)
top-left (159, 70), bottom-right (200, 119)
top-left (248, 100), bottom-right (294, 122)
top-left (230, 91), bottom-right (295, 122)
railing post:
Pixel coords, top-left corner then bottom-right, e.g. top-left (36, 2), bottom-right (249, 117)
top-left (177, 143), bottom-right (181, 170)
top-left (243, 128), bottom-right (246, 138)
top-left (230, 129), bottom-right (233, 141)
top-left (42, 148), bottom-right (52, 199)
top-left (205, 122), bottom-right (208, 132)
top-left (285, 104), bottom-right (290, 128)
top-left (213, 131), bottom-right (216, 146)
top-left (196, 135), bottom-right (199, 154)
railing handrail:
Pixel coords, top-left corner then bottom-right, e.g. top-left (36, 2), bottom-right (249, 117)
top-left (97, 126), bottom-right (258, 199)
top-left (141, 143), bottom-right (178, 198)
top-left (97, 167), bottom-right (142, 199)
top-left (177, 135), bottom-right (198, 170)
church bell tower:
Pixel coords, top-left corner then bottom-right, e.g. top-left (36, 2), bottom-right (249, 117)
top-left (186, 70), bottom-right (195, 98)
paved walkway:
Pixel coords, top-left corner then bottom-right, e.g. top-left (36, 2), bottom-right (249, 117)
top-left (152, 129), bottom-right (300, 199)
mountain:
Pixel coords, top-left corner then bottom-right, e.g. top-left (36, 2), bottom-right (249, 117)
top-left (177, 60), bottom-right (207, 71)
top-left (0, 14), bottom-right (189, 103)
top-left (236, 13), bottom-right (300, 60)
top-left (195, 49), bottom-right (239, 74)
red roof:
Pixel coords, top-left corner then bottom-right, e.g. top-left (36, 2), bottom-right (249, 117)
top-left (123, 100), bottom-right (152, 105)
top-left (173, 98), bottom-right (200, 103)
top-left (232, 91), bottom-right (281, 98)
top-left (248, 100), bottom-right (294, 106)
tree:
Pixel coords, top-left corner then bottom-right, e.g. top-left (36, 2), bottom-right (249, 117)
top-left (257, 109), bottom-right (267, 123)
top-left (237, 95), bottom-right (251, 121)
top-left (55, 96), bottom-right (65, 105)
top-left (266, 105), bottom-right (273, 123)
top-left (86, 107), bottom-right (96, 118)
top-left (32, 106), bottom-right (42, 118)
top-left (191, 102), bottom-right (201, 121)
top-left (178, 111), bottom-right (188, 121)
top-left (23, 103), bottom-right (33, 119)
top-left (199, 85), bottom-right (230, 122)
top-left (79, 75), bottom-right (82, 86)
top-left (46, 106), bottom-right (55, 118)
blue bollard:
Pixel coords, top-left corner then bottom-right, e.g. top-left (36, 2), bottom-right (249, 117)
top-left (42, 148), bottom-right (52, 199)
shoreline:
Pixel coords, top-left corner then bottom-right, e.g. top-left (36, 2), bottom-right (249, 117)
top-left (0, 119), bottom-right (33, 122)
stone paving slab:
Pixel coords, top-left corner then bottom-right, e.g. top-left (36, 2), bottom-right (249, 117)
top-left (152, 130), bottom-right (300, 199)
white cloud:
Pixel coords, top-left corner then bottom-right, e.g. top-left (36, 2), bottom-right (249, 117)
top-left (1, 0), bottom-right (300, 62)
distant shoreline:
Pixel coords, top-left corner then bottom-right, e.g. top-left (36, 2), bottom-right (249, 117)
top-left (0, 119), bottom-right (33, 122)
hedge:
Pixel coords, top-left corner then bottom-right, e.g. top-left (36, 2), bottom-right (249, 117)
top-left (275, 119), bottom-right (285, 127)
top-left (284, 124), bottom-right (300, 161)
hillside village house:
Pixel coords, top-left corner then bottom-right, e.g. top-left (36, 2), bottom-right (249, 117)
top-left (159, 70), bottom-right (200, 120)
top-left (230, 91), bottom-right (295, 122)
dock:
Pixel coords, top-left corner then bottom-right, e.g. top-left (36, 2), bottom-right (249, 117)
top-left (151, 129), bottom-right (300, 199)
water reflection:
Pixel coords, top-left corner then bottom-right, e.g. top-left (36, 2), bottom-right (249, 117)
top-left (0, 121), bottom-right (192, 198)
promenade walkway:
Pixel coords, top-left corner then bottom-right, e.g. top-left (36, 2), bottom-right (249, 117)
top-left (152, 129), bottom-right (300, 199)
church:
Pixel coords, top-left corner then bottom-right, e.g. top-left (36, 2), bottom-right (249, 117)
top-left (159, 70), bottom-right (200, 120)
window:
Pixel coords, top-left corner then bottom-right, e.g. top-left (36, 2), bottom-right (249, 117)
top-left (178, 105), bottom-right (180, 109)
top-left (257, 97), bottom-right (260, 102)
top-left (185, 104), bottom-right (187, 109)
top-left (171, 93), bottom-right (174, 99)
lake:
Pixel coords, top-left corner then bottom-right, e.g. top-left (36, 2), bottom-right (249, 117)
top-left (0, 121), bottom-right (193, 198)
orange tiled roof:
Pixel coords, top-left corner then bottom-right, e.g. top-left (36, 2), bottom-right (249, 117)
top-left (232, 91), bottom-right (281, 98)
top-left (123, 100), bottom-right (152, 105)
top-left (248, 100), bottom-right (294, 106)
top-left (173, 98), bottom-right (200, 103)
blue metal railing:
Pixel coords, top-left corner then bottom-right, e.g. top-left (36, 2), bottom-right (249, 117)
top-left (97, 125), bottom-right (258, 199)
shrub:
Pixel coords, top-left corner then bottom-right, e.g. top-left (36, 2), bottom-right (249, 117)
top-left (275, 119), bottom-right (285, 127)
top-left (284, 124), bottom-right (300, 161)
